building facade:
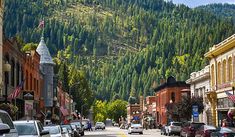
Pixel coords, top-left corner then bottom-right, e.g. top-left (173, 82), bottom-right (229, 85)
top-left (205, 34), bottom-right (235, 127)
top-left (2, 37), bottom-right (25, 119)
top-left (155, 76), bottom-right (190, 125)
top-left (127, 104), bottom-right (141, 124)
top-left (0, 0), bottom-right (4, 95)
top-left (186, 65), bottom-right (212, 125)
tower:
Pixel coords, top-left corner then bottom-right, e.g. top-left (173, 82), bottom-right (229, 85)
top-left (36, 37), bottom-right (55, 109)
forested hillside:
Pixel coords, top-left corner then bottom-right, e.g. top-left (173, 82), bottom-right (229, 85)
top-left (4, 0), bottom-right (235, 101)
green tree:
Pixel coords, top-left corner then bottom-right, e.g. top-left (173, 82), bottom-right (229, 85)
top-left (107, 100), bottom-right (128, 123)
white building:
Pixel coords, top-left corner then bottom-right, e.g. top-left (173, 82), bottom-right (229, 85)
top-left (186, 65), bottom-right (212, 125)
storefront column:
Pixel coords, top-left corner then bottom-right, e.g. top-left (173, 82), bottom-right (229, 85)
top-left (207, 92), bottom-right (217, 127)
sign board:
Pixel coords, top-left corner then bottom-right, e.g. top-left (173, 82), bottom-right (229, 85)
top-left (192, 105), bottom-right (199, 117)
top-left (23, 91), bottom-right (34, 100)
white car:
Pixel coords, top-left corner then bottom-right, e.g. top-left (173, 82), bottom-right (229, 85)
top-left (44, 125), bottom-right (62, 137)
top-left (61, 127), bottom-right (70, 137)
top-left (165, 122), bottom-right (182, 136)
top-left (0, 109), bottom-right (18, 137)
top-left (95, 122), bottom-right (105, 130)
top-left (128, 123), bottom-right (143, 134)
top-left (13, 120), bottom-right (50, 137)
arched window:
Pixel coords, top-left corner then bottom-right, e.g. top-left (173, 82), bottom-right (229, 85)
top-left (228, 57), bottom-right (232, 82)
top-left (211, 64), bottom-right (215, 87)
top-left (218, 62), bottom-right (221, 85)
top-left (222, 60), bottom-right (226, 83)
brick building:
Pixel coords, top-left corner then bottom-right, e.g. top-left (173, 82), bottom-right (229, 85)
top-left (127, 104), bottom-right (141, 124)
top-left (154, 76), bottom-right (190, 125)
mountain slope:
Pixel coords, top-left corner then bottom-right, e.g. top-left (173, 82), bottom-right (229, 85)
top-left (4, 0), bottom-right (235, 101)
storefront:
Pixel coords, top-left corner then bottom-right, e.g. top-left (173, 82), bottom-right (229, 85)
top-left (217, 97), bottom-right (235, 127)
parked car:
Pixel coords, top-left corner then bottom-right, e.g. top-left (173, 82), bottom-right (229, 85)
top-left (160, 125), bottom-right (167, 135)
top-left (82, 119), bottom-right (89, 131)
top-left (44, 125), bottom-right (62, 137)
top-left (0, 109), bottom-right (18, 137)
top-left (13, 120), bottom-right (50, 137)
top-left (95, 122), bottom-right (105, 130)
top-left (180, 122), bottom-right (205, 137)
top-left (113, 123), bottom-right (119, 127)
top-left (165, 122), bottom-right (182, 136)
top-left (128, 123), bottom-right (143, 134)
top-left (70, 124), bottom-right (80, 137)
top-left (70, 121), bottom-right (84, 136)
top-left (195, 125), bottom-right (216, 137)
top-left (61, 124), bottom-right (74, 137)
top-left (210, 127), bottom-right (235, 137)
top-left (61, 127), bottom-right (70, 137)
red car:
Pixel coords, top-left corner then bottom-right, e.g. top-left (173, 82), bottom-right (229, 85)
top-left (180, 122), bottom-right (205, 137)
top-left (195, 125), bottom-right (216, 137)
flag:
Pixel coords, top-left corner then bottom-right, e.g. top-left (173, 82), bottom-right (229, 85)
top-left (8, 80), bottom-right (24, 100)
top-left (38, 20), bottom-right (44, 28)
top-left (225, 91), bottom-right (235, 103)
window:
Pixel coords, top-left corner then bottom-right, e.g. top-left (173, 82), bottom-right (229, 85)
top-left (222, 60), bottom-right (226, 83)
top-left (218, 62), bottom-right (221, 85)
top-left (211, 64), bottom-right (215, 87)
top-left (228, 57), bottom-right (232, 82)
top-left (26, 71), bottom-right (28, 89)
top-left (11, 59), bottom-right (15, 87)
top-left (171, 92), bottom-right (175, 102)
top-left (30, 74), bottom-right (32, 90)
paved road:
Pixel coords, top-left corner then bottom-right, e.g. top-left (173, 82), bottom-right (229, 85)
top-left (84, 127), bottom-right (174, 137)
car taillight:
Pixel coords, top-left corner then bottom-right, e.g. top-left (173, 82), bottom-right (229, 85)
top-left (222, 133), bottom-right (228, 137)
top-left (204, 130), bottom-right (210, 136)
top-left (189, 126), bottom-right (194, 131)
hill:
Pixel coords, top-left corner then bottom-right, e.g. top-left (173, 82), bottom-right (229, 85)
top-left (4, 0), bottom-right (235, 101)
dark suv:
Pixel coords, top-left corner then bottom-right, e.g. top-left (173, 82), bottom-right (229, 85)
top-left (180, 122), bottom-right (205, 137)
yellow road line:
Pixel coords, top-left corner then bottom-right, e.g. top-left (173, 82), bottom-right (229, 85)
top-left (119, 131), bottom-right (127, 137)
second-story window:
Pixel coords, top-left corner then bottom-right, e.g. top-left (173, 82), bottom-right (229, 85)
top-left (222, 60), bottom-right (226, 83)
top-left (11, 59), bottom-right (15, 87)
top-left (171, 92), bottom-right (175, 102)
top-left (228, 57), bottom-right (232, 82)
top-left (211, 64), bottom-right (215, 87)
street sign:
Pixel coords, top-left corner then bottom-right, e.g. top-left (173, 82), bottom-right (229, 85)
top-left (192, 105), bottom-right (199, 117)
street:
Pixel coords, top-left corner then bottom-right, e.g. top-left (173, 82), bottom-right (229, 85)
top-left (85, 127), bottom-right (177, 137)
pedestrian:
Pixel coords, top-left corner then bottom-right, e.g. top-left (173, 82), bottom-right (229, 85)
top-left (88, 122), bottom-right (93, 131)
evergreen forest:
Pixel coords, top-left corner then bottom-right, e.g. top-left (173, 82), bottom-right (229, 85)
top-left (4, 0), bottom-right (235, 102)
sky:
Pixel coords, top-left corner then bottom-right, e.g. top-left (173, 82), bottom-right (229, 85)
top-left (170, 0), bottom-right (235, 8)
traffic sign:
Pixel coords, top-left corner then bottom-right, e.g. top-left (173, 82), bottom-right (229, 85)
top-left (192, 105), bottom-right (199, 117)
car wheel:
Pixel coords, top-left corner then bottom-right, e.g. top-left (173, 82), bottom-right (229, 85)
top-left (81, 132), bottom-right (84, 136)
top-left (140, 132), bottom-right (143, 134)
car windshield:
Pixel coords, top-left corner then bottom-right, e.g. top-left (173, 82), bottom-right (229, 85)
top-left (0, 112), bottom-right (14, 129)
top-left (173, 123), bottom-right (181, 126)
top-left (96, 122), bottom-right (103, 125)
top-left (61, 125), bottom-right (72, 130)
top-left (14, 123), bottom-right (37, 135)
top-left (71, 122), bottom-right (81, 127)
top-left (44, 126), bottom-right (60, 134)
top-left (71, 125), bottom-right (76, 129)
top-left (192, 123), bottom-right (205, 129)
top-left (131, 124), bottom-right (141, 127)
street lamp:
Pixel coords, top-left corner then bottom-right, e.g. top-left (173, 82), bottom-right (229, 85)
top-left (3, 61), bottom-right (11, 103)
top-left (69, 82), bottom-right (80, 118)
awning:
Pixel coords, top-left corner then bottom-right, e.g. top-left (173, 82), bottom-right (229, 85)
top-left (60, 107), bottom-right (69, 116)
